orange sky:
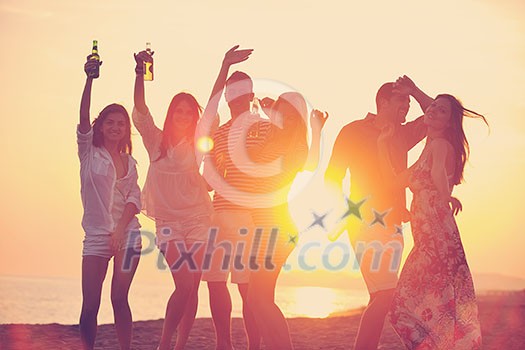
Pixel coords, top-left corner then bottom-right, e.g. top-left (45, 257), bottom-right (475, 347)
top-left (0, 0), bottom-right (524, 286)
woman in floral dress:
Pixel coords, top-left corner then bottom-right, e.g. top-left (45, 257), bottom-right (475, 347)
top-left (378, 94), bottom-right (487, 349)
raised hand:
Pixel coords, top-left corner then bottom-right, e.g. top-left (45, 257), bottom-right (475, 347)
top-left (393, 75), bottom-right (417, 95)
top-left (84, 55), bottom-right (102, 77)
top-left (259, 97), bottom-right (275, 118)
top-left (260, 97), bottom-right (275, 108)
top-left (134, 50), bottom-right (153, 67)
top-left (310, 109), bottom-right (329, 132)
top-left (201, 45), bottom-right (253, 137)
top-left (222, 45), bottom-right (253, 67)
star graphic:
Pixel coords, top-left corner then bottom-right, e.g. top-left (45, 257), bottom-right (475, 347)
top-left (369, 209), bottom-right (390, 228)
top-left (287, 233), bottom-right (298, 246)
top-left (392, 224), bottom-right (404, 237)
top-left (307, 210), bottom-right (330, 231)
top-left (339, 197), bottom-right (367, 222)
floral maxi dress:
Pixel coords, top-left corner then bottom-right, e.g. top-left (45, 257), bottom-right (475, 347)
top-left (389, 158), bottom-right (482, 349)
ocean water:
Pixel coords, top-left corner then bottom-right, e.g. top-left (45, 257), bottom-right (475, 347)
top-left (0, 276), bottom-right (369, 325)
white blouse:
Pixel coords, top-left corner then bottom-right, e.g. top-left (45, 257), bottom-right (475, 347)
top-left (77, 126), bottom-right (141, 236)
top-left (132, 108), bottom-right (212, 222)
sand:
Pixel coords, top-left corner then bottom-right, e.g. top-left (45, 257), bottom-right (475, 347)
top-left (1, 294), bottom-right (524, 349)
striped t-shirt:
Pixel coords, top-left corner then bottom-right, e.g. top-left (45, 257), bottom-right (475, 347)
top-left (210, 114), bottom-right (270, 211)
top-left (249, 128), bottom-right (309, 265)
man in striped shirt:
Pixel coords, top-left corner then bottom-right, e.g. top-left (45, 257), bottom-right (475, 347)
top-left (201, 49), bottom-right (269, 348)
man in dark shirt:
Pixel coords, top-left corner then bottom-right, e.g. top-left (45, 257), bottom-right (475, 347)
top-left (325, 78), bottom-right (432, 349)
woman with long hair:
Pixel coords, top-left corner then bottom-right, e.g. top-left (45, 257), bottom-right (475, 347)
top-left (132, 50), bottom-right (217, 350)
top-left (378, 91), bottom-right (487, 349)
top-left (78, 57), bottom-right (142, 350)
top-left (247, 92), bottom-right (328, 349)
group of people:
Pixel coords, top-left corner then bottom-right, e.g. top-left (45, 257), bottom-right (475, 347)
top-left (76, 45), bottom-right (487, 350)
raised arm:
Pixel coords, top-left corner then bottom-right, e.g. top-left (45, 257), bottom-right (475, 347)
top-left (201, 46), bottom-right (252, 188)
top-left (79, 58), bottom-right (100, 133)
top-left (131, 50), bottom-right (163, 157)
top-left (304, 109), bottom-right (329, 171)
top-left (394, 76), bottom-right (432, 149)
top-left (200, 46), bottom-right (253, 133)
top-left (133, 50), bottom-right (152, 115)
top-left (394, 75), bottom-right (433, 113)
top-left (325, 127), bottom-right (350, 193)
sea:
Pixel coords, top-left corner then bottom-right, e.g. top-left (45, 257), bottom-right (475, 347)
top-left (0, 275), bottom-right (369, 325)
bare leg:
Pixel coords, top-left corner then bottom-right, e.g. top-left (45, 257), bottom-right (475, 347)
top-left (237, 283), bottom-right (261, 350)
top-left (111, 248), bottom-right (140, 350)
top-left (248, 267), bottom-right (293, 350)
top-left (174, 244), bottom-right (205, 350)
top-left (351, 223), bottom-right (401, 350)
top-left (80, 256), bottom-right (109, 350)
top-left (354, 289), bottom-right (395, 350)
top-left (207, 281), bottom-right (233, 350)
top-left (159, 241), bottom-right (202, 350)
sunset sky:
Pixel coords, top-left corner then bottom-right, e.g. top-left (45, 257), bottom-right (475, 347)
top-left (0, 0), bottom-right (524, 287)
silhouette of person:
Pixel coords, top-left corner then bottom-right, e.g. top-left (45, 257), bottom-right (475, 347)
top-left (246, 92), bottom-right (327, 350)
top-left (132, 49), bottom-right (215, 350)
top-left (379, 94), bottom-right (486, 349)
top-left (325, 76), bottom-right (432, 350)
top-left (199, 46), bottom-right (264, 350)
top-left (77, 56), bottom-right (142, 350)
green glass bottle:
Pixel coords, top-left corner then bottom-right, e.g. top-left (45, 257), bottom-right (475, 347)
top-left (88, 40), bottom-right (100, 79)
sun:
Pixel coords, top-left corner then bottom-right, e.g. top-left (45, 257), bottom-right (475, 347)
top-left (287, 287), bottom-right (338, 318)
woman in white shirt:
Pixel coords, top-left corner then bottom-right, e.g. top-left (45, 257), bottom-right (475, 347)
top-left (133, 50), bottom-right (214, 350)
top-left (78, 57), bottom-right (142, 350)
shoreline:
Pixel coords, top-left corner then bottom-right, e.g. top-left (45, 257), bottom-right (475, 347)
top-left (1, 296), bottom-right (524, 349)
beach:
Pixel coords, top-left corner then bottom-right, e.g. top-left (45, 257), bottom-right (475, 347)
top-left (1, 294), bottom-right (524, 349)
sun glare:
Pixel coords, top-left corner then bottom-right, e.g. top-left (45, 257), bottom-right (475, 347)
top-left (287, 287), bottom-right (338, 318)
top-left (196, 136), bottom-right (214, 153)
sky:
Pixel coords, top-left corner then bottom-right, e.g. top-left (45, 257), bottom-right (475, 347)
top-left (0, 0), bottom-right (524, 286)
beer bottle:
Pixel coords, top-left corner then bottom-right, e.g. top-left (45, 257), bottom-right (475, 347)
top-left (88, 40), bottom-right (100, 79)
top-left (144, 42), bottom-right (154, 81)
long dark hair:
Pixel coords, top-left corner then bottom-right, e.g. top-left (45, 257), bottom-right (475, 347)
top-left (437, 94), bottom-right (488, 185)
top-left (272, 92), bottom-right (309, 169)
top-left (92, 103), bottom-right (132, 155)
top-left (155, 92), bottom-right (202, 161)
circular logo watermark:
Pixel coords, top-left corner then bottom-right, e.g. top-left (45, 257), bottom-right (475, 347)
top-left (195, 77), bottom-right (324, 209)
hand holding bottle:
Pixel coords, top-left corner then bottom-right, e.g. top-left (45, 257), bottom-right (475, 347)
top-left (86, 40), bottom-right (102, 79)
top-left (144, 42), bottom-right (154, 80)
top-left (133, 49), bottom-right (154, 77)
top-left (84, 55), bottom-right (102, 79)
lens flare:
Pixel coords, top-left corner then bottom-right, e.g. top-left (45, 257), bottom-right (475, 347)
top-left (197, 136), bottom-right (214, 153)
